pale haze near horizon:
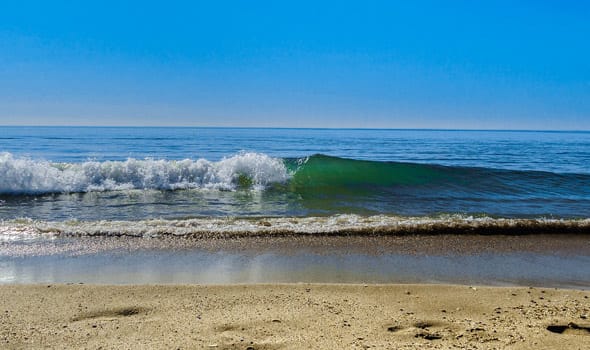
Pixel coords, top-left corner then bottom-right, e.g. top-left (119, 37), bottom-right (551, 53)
top-left (0, 1), bottom-right (589, 130)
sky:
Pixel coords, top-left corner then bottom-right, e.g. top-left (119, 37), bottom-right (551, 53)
top-left (0, 0), bottom-right (589, 129)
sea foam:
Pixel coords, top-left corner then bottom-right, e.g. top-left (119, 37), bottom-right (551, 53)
top-left (1, 215), bottom-right (589, 239)
top-left (0, 152), bottom-right (289, 195)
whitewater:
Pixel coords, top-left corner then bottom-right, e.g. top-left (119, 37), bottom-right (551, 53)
top-left (0, 152), bottom-right (289, 194)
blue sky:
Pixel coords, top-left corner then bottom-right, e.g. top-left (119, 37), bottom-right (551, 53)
top-left (0, 1), bottom-right (588, 129)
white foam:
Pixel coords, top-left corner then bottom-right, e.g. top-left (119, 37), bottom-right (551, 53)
top-left (2, 215), bottom-right (588, 239)
top-left (0, 152), bottom-right (290, 195)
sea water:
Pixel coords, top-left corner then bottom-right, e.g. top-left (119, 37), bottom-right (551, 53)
top-left (1, 127), bottom-right (590, 286)
top-left (1, 127), bottom-right (589, 224)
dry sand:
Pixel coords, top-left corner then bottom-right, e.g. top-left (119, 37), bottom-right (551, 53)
top-left (1, 284), bottom-right (589, 349)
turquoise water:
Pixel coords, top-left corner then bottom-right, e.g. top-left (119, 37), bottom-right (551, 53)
top-left (1, 127), bottom-right (589, 220)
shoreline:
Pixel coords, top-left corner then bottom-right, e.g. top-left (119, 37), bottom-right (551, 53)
top-left (0, 235), bottom-right (590, 290)
top-left (2, 234), bottom-right (590, 288)
top-left (3, 216), bottom-right (590, 239)
top-left (1, 283), bottom-right (589, 349)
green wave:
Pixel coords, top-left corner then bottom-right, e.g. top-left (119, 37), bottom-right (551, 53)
top-left (283, 154), bottom-right (590, 198)
top-left (286, 154), bottom-right (448, 189)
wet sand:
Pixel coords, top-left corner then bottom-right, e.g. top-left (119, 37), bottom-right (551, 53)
top-left (4, 233), bottom-right (590, 257)
top-left (2, 235), bottom-right (590, 287)
top-left (1, 284), bottom-right (589, 349)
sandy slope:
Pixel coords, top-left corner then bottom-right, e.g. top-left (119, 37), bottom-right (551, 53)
top-left (1, 284), bottom-right (588, 349)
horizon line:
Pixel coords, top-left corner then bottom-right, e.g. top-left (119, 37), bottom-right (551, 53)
top-left (1, 125), bottom-right (589, 133)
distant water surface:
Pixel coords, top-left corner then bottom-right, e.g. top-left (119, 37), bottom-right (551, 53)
top-left (2, 127), bottom-right (589, 172)
top-left (1, 127), bottom-right (589, 221)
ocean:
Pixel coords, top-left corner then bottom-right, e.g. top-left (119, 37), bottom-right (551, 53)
top-left (1, 127), bottom-right (589, 222)
top-left (1, 127), bottom-right (590, 286)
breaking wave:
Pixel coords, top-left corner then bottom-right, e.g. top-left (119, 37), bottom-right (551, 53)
top-left (0, 152), bottom-right (289, 194)
top-left (1, 153), bottom-right (589, 218)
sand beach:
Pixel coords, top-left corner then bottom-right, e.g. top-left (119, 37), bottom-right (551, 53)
top-left (1, 283), bottom-right (589, 349)
top-left (1, 232), bottom-right (589, 348)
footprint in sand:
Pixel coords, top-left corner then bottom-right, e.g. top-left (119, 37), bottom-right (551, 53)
top-left (546, 322), bottom-right (590, 336)
top-left (71, 307), bottom-right (145, 322)
top-left (386, 320), bottom-right (452, 340)
top-left (213, 322), bottom-right (284, 350)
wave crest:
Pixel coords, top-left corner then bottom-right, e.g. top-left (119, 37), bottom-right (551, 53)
top-left (0, 152), bottom-right (289, 194)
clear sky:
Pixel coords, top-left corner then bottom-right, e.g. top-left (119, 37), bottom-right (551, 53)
top-left (0, 0), bottom-right (589, 129)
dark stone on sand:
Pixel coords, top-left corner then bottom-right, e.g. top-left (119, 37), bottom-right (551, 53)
top-left (387, 326), bottom-right (402, 332)
top-left (415, 332), bottom-right (442, 340)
